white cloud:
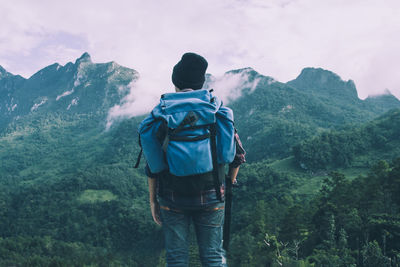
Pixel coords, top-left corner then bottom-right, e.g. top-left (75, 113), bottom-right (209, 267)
top-left (106, 74), bottom-right (166, 129)
top-left (0, 0), bottom-right (399, 99)
top-left (208, 69), bottom-right (263, 103)
top-left (67, 98), bottom-right (79, 110)
top-left (31, 98), bottom-right (48, 111)
top-left (56, 89), bottom-right (75, 101)
top-left (105, 68), bottom-right (262, 128)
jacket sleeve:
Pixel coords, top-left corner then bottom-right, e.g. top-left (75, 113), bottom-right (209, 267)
top-left (145, 164), bottom-right (158, 179)
top-left (229, 130), bottom-right (246, 168)
top-left (138, 114), bottom-right (168, 175)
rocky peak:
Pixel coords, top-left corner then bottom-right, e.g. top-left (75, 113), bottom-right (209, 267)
top-left (75, 52), bottom-right (92, 65)
top-left (288, 67), bottom-right (358, 99)
top-left (0, 65), bottom-right (10, 79)
top-left (226, 67), bottom-right (259, 77)
top-left (365, 89), bottom-right (400, 110)
top-left (296, 68), bottom-right (344, 85)
top-left (225, 67), bottom-right (275, 86)
top-left (29, 63), bottom-right (62, 81)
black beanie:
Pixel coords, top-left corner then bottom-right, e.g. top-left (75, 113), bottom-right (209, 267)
top-left (172, 53), bottom-right (208, 90)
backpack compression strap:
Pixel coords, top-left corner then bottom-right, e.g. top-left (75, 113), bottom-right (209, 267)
top-left (210, 123), bottom-right (223, 202)
top-left (162, 111), bottom-right (199, 152)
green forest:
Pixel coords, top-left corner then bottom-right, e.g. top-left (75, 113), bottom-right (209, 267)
top-left (1, 110), bottom-right (399, 266)
top-left (1, 56), bottom-right (400, 266)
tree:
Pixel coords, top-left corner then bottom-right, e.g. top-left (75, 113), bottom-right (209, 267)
top-left (362, 241), bottom-right (391, 267)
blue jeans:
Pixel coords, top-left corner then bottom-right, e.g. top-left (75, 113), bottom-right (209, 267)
top-left (159, 199), bottom-right (227, 267)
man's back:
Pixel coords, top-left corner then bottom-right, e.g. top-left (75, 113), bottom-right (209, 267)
top-left (139, 53), bottom-right (245, 266)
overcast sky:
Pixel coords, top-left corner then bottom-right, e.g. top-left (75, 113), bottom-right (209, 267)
top-left (1, 0), bottom-right (399, 100)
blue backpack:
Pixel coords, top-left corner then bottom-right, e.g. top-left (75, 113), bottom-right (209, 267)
top-left (136, 89), bottom-right (236, 199)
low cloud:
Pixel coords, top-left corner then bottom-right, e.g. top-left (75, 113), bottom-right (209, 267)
top-left (106, 69), bottom-right (262, 129)
top-left (106, 73), bottom-right (167, 129)
top-left (207, 69), bottom-right (263, 103)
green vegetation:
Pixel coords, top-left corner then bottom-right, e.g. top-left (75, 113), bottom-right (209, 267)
top-left (1, 56), bottom-right (400, 265)
top-left (293, 109), bottom-right (400, 170)
top-left (228, 159), bottom-right (400, 266)
top-left (78, 189), bottom-right (118, 203)
top-left (230, 68), bottom-right (400, 163)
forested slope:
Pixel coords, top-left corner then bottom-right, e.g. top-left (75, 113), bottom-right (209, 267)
top-left (1, 55), bottom-right (399, 266)
top-left (293, 109), bottom-right (400, 170)
top-left (230, 67), bottom-right (400, 162)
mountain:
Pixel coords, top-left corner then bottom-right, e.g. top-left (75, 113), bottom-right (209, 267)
top-left (364, 90), bottom-right (400, 112)
top-left (0, 54), bottom-right (156, 265)
top-left (293, 108), bottom-right (400, 170)
top-left (0, 52), bottom-right (137, 132)
top-left (288, 67), bottom-right (399, 113)
top-left (2, 59), bottom-right (399, 169)
top-left (0, 67), bottom-right (26, 127)
top-left (226, 67), bottom-right (400, 161)
top-left (287, 67), bottom-right (359, 101)
top-left (0, 53), bottom-right (143, 189)
top-left (1, 54), bottom-right (400, 265)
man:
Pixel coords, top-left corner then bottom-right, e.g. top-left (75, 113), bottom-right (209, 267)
top-left (139, 52), bottom-right (245, 266)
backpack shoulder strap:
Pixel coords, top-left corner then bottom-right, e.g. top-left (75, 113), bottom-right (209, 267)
top-left (210, 122), bottom-right (223, 202)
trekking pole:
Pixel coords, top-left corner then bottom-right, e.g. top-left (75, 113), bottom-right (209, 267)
top-left (223, 174), bottom-right (233, 251)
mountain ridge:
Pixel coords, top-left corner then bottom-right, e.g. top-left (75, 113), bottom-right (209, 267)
top-left (1, 53), bottom-right (400, 161)
top-left (2, 54), bottom-right (398, 99)
top-left (1, 53), bottom-right (400, 266)
top-left (0, 53), bottom-right (138, 131)
top-left (287, 67), bottom-right (359, 100)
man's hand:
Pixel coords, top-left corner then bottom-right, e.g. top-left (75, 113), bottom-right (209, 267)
top-left (150, 200), bottom-right (162, 226)
top-left (229, 166), bottom-right (240, 185)
top-left (148, 177), bottom-right (162, 226)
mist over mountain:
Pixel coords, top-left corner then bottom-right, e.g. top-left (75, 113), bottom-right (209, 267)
top-left (364, 90), bottom-right (400, 112)
top-left (1, 53), bottom-right (399, 163)
top-left (1, 53), bottom-right (400, 265)
top-left (224, 67), bottom-right (400, 161)
top-left (1, 53), bottom-right (399, 182)
top-left (1, 53), bottom-right (398, 131)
